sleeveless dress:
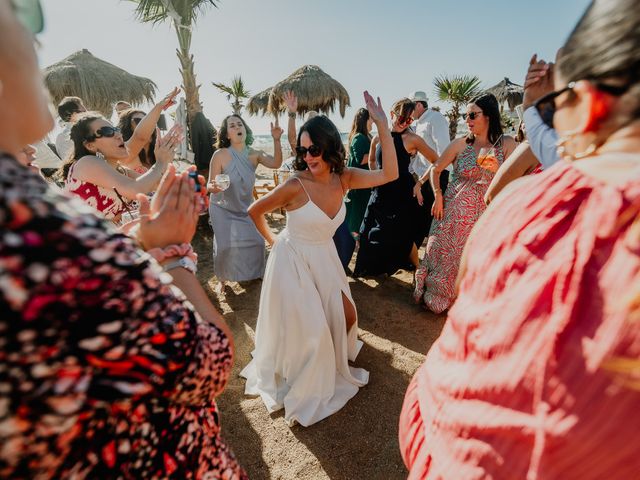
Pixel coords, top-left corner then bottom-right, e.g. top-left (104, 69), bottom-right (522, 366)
top-left (399, 159), bottom-right (640, 479)
top-left (354, 131), bottom-right (421, 276)
top-left (65, 162), bottom-right (131, 221)
top-left (415, 142), bottom-right (505, 313)
top-left (209, 147), bottom-right (266, 282)
top-left (240, 177), bottom-right (369, 427)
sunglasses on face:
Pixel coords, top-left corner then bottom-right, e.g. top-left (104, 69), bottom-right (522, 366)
top-left (295, 145), bottom-right (323, 158)
top-left (132, 117), bottom-right (143, 125)
top-left (86, 126), bottom-right (121, 141)
top-left (534, 80), bottom-right (629, 129)
top-left (396, 115), bottom-right (414, 124)
top-left (462, 111), bottom-right (483, 120)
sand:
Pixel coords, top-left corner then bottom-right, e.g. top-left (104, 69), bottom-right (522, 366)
top-left (193, 205), bottom-right (446, 479)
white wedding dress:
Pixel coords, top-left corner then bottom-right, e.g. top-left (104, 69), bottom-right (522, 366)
top-left (241, 178), bottom-right (369, 427)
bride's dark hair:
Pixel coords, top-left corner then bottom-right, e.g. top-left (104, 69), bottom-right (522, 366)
top-left (293, 115), bottom-right (346, 174)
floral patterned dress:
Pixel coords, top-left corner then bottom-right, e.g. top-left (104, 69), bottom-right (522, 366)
top-left (0, 154), bottom-right (247, 479)
top-left (415, 142), bottom-right (505, 313)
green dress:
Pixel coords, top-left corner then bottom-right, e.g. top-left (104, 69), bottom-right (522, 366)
top-left (345, 133), bottom-right (372, 235)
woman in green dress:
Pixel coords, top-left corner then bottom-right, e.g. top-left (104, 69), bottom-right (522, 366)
top-left (345, 108), bottom-right (373, 238)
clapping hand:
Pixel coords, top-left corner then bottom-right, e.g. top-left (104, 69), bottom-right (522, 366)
top-left (137, 165), bottom-right (200, 250)
top-left (154, 125), bottom-right (184, 166)
top-left (364, 90), bottom-right (387, 126)
top-left (283, 90), bottom-right (298, 114)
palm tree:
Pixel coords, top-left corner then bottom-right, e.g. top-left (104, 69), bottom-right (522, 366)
top-left (212, 76), bottom-right (251, 115)
top-left (129, 0), bottom-right (218, 124)
top-left (433, 74), bottom-right (482, 139)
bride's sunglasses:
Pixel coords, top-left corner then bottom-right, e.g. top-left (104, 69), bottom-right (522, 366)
top-left (296, 145), bottom-right (323, 158)
top-left (86, 126), bottom-right (121, 141)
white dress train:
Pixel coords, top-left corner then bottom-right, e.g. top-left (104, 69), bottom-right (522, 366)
top-left (240, 178), bottom-right (369, 427)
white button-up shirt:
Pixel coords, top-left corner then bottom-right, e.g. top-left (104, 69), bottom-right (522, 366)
top-left (523, 106), bottom-right (560, 169)
top-left (410, 109), bottom-right (451, 177)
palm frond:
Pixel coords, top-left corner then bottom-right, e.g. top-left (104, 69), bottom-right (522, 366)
top-left (128, 0), bottom-right (218, 25)
top-left (434, 74), bottom-right (482, 104)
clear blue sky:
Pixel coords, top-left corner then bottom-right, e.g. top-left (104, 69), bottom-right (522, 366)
top-left (38, 0), bottom-right (591, 134)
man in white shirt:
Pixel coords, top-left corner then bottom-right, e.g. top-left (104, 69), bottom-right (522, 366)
top-left (410, 91), bottom-right (451, 246)
top-left (54, 96), bottom-right (86, 160)
top-left (410, 91), bottom-right (450, 176)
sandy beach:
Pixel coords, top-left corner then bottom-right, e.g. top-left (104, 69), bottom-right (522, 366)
top-left (193, 165), bottom-right (446, 478)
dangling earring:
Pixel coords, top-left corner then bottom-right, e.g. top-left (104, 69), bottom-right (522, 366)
top-left (96, 150), bottom-right (105, 160)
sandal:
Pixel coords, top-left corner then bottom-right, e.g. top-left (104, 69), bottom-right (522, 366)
top-left (412, 266), bottom-right (427, 304)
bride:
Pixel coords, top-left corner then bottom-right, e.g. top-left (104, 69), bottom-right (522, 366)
top-left (241, 91), bottom-right (398, 426)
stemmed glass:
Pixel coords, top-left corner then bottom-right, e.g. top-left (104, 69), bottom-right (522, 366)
top-left (476, 147), bottom-right (499, 185)
top-left (211, 173), bottom-right (230, 206)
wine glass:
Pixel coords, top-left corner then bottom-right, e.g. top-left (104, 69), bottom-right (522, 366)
top-left (212, 173), bottom-right (230, 206)
top-left (476, 147), bottom-right (498, 185)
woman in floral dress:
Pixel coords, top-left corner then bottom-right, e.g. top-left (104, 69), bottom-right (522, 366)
top-left (413, 93), bottom-right (515, 313)
top-left (0, 3), bottom-right (245, 478)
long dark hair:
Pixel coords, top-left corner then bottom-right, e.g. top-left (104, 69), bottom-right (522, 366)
top-left (348, 108), bottom-right (371, 145)
top-left (216, 114), bottom-right (254, 149)
top-left (465, 93), bottom-right (503, 146)
top-left (117, 108), bottom-right (156, 168)
top-left (55, 112), bottom-right (104, 181)
top-left (292, 115), bottom-right (346, 174)
top-left (556, 0), bottom-right (640, 125)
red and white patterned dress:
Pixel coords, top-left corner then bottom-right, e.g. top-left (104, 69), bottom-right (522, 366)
top-left (64, 162), bottom-right (131, 221)
top-left (416, 142), bottom-right (505, 313)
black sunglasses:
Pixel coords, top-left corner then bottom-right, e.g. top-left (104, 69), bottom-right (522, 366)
top-left (534, 80), bottom-right (630, 128)
top-left (462, 111), bottom-right (483, 120)
top-left (86, 126), bottom-right (121, 141)
top-left (132, 117), bottom-right (143, 125)
top-left (296, 145), bottom-right (323, 158)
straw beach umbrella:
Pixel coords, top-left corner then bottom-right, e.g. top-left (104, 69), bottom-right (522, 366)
top-left (43, 49), bottom-right (157, 118)
top-left (268, 65), bottom-right (350, 117)
top-left (485, 77), bottom-right (524, 111)
top-left (246, 86), bottom-right (273, 116)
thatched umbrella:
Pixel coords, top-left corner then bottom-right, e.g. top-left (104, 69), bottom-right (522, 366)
top-left (486, 77), bottom-right (524, 111)
top-left (268, 65), bottom-right (350, 117)
top-left (43, 49), bottom-right (157, 118)
top-left (246, 86), bottom-right (273, 116)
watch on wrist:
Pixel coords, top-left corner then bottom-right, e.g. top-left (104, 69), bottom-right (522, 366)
top-left (287, 112), bottom-right (296, 119)
top-left (163, 256), bottom-right (197, 275)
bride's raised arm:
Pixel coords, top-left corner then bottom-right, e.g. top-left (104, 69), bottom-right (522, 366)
top-left (343, 91), bottom-right (398, 190)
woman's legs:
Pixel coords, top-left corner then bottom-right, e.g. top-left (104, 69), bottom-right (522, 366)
top-left (341, 292), bottom-right (357, 333)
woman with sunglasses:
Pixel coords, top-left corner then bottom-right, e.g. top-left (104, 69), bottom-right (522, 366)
top-left (413, 93), bottom-right (516, 312)
top-left (400, 1), bottom-right (640, 477)
top-left (354, 98), bottom-right (439, 277)
top-left (240, 92), bottom-right (398, 426)
top-left (58, 104), bottom-right (182, 223)
top-left (117, 107), bottom-right (162, 173)
top-left (0, 2), bottom-right (247, 478)
top-left (206, 114), bottom-right (283, 283)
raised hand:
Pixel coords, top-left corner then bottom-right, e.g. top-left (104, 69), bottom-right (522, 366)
top-left (158, 87), bottom-right (181, 111)
top-left (283, 90), bottom-right (298, 114)
top-left (364, 90), bottom-right (387, 125)
top-left (137, 166), bottom-right (199, 250)
top-left (523, 54), bottom-right (554, 108)
top-left (271, 116), bottom-right (284, 141)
